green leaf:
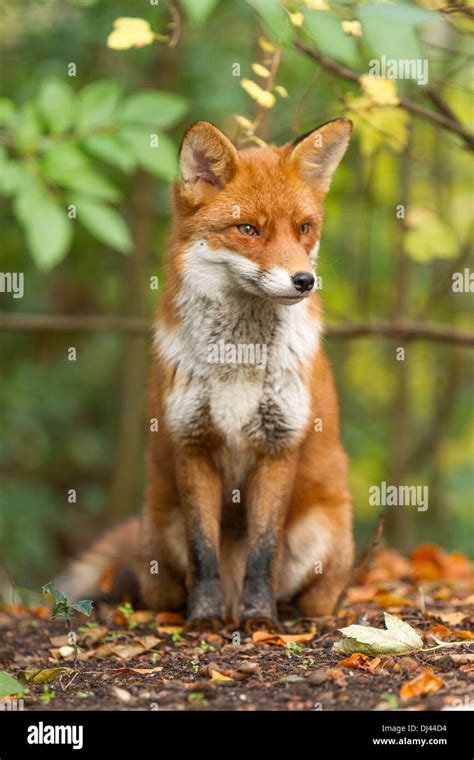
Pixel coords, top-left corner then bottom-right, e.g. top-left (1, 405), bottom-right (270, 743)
top-left (72, 599), bottom-right (94, 616)
top-left (41, 143), bottom-right (89, 178)
top-left (0, 161), bottom-right (30, 196)
top-left (0, 98), bottom-right (16, 127)
top-left (180, 0), bottom-right (220, 26)
top-left (117, 90), bottom-right (188, 129)
top-left (357, 5), bottom-right (436, 62)
top-left (304, 10), bottom-right (358, 68)
top-left (83, 133), bottom-right (136, 172)
top-left (72, 194), bottom-right (133, 253)
top-left (17, 668), bottom-right (72, 685)
top-left (0, 671), bottom-right (23, 698)
top-left (77, 79), bottom-right (122, 134)
top-left (14, 188), bottom-right (72, 270)
top-left (37, 77), bottom-right (76, 134)
top-left (246, 0), bottom-right (293, 43)
top-left (121, 128), bottom-right (178, 180)
top-left (42, 581), bottom-right (67, 605)
top-left (405, 210), bottom-right (457, 262)
top-left (15, 103), bottom-right (41, 153)
top-left (333, 612), bottom-right (424, 656)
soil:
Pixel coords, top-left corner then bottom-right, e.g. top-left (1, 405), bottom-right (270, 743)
top-left (1, 547), bottom-right (473, 712)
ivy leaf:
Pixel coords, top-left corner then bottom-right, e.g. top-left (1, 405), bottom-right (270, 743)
top-left (117, 91), bottom-right (188, 129)
top-left (72, 599), bottom-right (94, 616)
top-left (333, 612), bottom-right (424, 656)
top-left (71, 194), bottom-right (133, 253)
top-left (42, 582), bottom-right (67, 605)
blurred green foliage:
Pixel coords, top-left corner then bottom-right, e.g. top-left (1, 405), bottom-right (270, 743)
top-left (0, 0), bottom-right (472, 592)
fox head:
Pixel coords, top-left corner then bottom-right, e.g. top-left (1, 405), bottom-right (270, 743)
top-left (173, 119), bottom-right (352, 305)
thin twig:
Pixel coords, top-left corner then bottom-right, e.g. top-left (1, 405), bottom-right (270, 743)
top-left (294, 41), bottom-right (474, 151)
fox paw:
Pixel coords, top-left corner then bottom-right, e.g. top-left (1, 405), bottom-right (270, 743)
top-left (184, 616), bottom-right (223, 633)
top-left (241, 615), bottom-right (278, 635)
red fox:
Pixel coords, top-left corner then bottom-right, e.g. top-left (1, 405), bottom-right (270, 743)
top-left (58, 119), bottom-right (354, 628)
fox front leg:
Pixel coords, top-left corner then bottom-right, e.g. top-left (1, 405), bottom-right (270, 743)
top-left (239, 452), bottom-right (297, 629)
top-left (176, 450), bottom-right (224, 629)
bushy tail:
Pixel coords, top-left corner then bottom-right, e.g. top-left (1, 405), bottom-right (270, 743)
top-left (55, 516), bottom-right (142, 605)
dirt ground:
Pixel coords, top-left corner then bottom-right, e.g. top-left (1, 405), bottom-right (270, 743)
top-left (1, 545), bottom-right (473, 712)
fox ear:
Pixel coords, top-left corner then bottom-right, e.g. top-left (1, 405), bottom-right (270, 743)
top-left (288, 118), bottom-right (352, 192)
top-left (179, 121), bottom-right (238, 190)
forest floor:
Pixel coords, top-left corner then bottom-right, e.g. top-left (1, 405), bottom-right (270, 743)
top-left (0, 545), bottom-right (473, 712)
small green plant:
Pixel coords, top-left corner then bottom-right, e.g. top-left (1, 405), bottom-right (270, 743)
top-left (191, 659), bottom-right (200, 674)
top-left (171, 631), bottom-right (183, 643)
top-left (150, 653), bottom-right (160, 665)
top-left (188, 692), bottom-right (208, 705)
top-left (42, 582), bottom-right (93, 667)
top-left (119, 602), bottom-right (137, 630)
top-left (40, 684), bottom-right (55, 705)
top-left (285, 642), bottom-right (303, 659)
top-left (77, 691), bottom-right (94, 699)
top-left (199, 640), bottom-right (214, 654)
top-left (303, 657), bottom-right (316, 667)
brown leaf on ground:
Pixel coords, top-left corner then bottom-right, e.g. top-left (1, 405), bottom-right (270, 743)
top-left (155, 612), bottom-right (184, 626)
top-left (114, 665), bottom-right (163, 675)
top-left (360, 549), bottom-right (412, 585)
top-left (427, 625), bottom-right (451, 639)
top-left (435, 612), bottom-right (466, 625)
top-left (252, 626), bottom-right (316, 646)
top-left (376, 593), bottom-right (414, 609)
top-left (338, 653), bottom-right (371, 669)
top-left (411, 545), bottom-right (473, 582)
top-left (400, 668), bottom-right (444, 701)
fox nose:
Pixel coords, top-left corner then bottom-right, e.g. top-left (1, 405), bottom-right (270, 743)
top-left (291, 271), bottom-right (315, 293)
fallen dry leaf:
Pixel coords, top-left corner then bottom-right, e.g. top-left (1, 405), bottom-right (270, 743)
top-left (155, 612), bottom-right (184, 626)
top-left (411, 545), bottom-right (473, 582)
top-left (114, 665), bottom-right (163, 675)
top-left (156, 625), bottom-right (183, 635)
top-left (400, 668), bottom-right (444, 701)
top-left (17, 667), bottom-right (72, 685)
top-left (436, 612), bottom-right (466, 626)
top-left (428, 625), bottom-right (451, 639)
top-left (210, 669), bottom-right (233, 683)
top-left (376, 593), bottom-right (414, 609)
top-left (338, 653), bottom-right (371, 669)
top-left (252, 626), bottom-right (316, 647)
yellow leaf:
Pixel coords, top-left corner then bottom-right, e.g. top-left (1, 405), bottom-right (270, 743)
top-left (405, 208), bottom-right (458, 262)
top-left (342, 20), bottom-right (362, 38)
top-left (348, 99), bottom-right (409, 156)
top-left (289, 12), bottom-right (304, 27)
top-left (234, 115), bottom-right (254, 130)
top-left (274, 85), bottom-right (289, 98)
top-left (107, 17), bottom-right (155, 51)
top-left (304, 0), bottom-right (329, 9)
top-left (241, 79), bottom-right (275, 109)
top-left (210, 669), bottom-right (233, 683)
top-left (252, 63), bottom-right (271, 78)
top-left (257, 36), bottom-right (276, 53)
top-left (359, 75), bottom-right (399, 106)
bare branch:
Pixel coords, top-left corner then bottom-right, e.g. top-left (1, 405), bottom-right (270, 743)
top-left (294, 41), bottom-right (474, 151)
top-left (0, 313), bottom-right (473, 346)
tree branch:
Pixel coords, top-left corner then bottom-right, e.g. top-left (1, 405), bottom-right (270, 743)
top-left (0, 313), bottom-right (473, 346)
top-left (294, 41), bottom-right (474, 151)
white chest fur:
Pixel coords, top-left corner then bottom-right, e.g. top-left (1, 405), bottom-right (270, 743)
top-left (154, 245), bottom-right (321, 488)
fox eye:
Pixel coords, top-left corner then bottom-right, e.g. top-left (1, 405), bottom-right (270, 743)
top-left (237, 223), bottom-right (259, 237)
top-left (300, 222), bottom-right (311, 235)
